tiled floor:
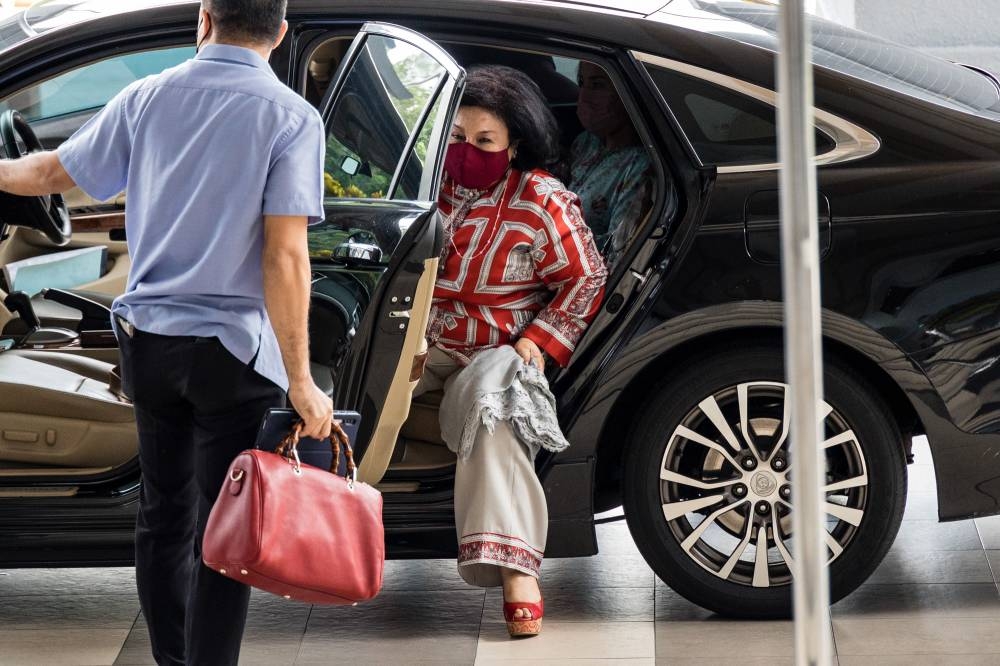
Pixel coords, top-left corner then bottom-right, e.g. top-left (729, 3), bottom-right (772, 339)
top-left (5, 437), bottom-right (1000, 665)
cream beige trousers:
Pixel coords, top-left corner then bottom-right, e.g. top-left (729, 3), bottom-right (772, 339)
top-left (413, 345), bottom-right (548, 587)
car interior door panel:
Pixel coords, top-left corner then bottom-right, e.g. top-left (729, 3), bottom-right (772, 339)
top-left (356, 255), bottom-right (440, 484)
top-left (308, 202), bottom-right (446, 476)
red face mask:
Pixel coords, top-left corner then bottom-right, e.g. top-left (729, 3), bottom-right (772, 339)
top-left (444, 141), bottom-right (511, 190)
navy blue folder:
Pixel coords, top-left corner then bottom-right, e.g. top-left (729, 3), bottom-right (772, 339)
top-left (254, 407), bottom-right (361, 475)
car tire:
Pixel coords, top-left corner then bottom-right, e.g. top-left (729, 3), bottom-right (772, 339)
top-left (621, 345), bottom-right (907, 618)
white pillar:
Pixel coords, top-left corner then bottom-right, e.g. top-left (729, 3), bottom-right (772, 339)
top-left (776, 1), bottom-right (834, 665)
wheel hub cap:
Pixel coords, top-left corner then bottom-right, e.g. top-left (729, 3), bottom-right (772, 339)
top-left (750, 471), bottom-right (778, 498)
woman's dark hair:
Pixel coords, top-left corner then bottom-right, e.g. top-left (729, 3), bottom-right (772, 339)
top-left (205, 0), bottom-right (287, 45)
top-left (461, 65), bottom-right (559, 172)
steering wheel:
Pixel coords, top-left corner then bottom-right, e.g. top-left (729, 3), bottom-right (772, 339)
top-left (0, 110), bottom-right (72, 246)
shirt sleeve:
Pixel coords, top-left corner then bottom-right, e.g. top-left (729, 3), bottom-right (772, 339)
top-left (520, 181), bottom-right (609, 367)
top-left (56, 84), bottom-right (135, 202)
top-left (263, 109), bottom-right (326, 225)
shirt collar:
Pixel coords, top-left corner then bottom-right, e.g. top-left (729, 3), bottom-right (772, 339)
top-left (195, 44), bottom-right (273, 74)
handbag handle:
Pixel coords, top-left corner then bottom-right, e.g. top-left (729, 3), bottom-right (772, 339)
top-left (275, 420), bottom-right (356, 481)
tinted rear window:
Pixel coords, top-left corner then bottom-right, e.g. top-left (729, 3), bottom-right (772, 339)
top-left (645, 63), bottom-right (835, 167)
top-left (661, 0), bottom-right (1000, 116)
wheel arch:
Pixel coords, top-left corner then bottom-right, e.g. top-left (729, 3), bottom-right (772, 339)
top-left (591, 313), bottom-right (925, 512)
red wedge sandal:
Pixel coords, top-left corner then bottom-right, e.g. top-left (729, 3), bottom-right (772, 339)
top-left (503, 597), bottom-right (544, 638)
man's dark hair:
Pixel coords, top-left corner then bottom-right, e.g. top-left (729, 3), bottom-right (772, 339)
top-left (205, 0), bottom-right (287, 45)
top-left (461, 65), bottom-right (559, 172)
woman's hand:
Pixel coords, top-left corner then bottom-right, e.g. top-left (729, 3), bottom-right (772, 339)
top-left (514, 337), bottom-right (545, 372)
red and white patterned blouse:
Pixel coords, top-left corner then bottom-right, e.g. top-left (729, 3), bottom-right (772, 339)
top-left (427, 168), bottom-right (608, 367)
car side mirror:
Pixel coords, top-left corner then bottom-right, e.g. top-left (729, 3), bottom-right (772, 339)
top-left (340, 156), bottom-right (360, 176)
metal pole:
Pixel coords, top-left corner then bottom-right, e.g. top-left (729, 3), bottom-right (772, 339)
top-left (776, 1), bottom-right (832, 665)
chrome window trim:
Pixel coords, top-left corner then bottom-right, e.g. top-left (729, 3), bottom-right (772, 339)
top-left (632, 51), bottom-right (880, 174)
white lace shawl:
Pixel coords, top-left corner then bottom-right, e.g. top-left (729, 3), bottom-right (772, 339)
top-left (438, 345), bottom-right (569, 460)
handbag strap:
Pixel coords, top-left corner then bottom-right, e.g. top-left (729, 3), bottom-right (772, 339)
top-left (329, 420), bottom-right (356, 479)
top-left (275, 420), bottom-right (355, 480)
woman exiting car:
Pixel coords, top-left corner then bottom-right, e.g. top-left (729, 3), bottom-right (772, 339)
top-left (416, 65), bottom-right (607, 637)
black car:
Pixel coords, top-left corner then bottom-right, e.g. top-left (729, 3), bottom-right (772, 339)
top-left (1, 0), bottom-right (1000, 619)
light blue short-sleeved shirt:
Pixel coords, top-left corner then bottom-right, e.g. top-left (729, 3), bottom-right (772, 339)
top-left (57, 44), bottom-right (326, 390)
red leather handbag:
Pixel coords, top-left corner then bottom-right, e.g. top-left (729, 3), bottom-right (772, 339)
top-left (202, 424), bottom-right (384, 604)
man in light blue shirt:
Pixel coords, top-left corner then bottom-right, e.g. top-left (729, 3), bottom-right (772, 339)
top-left (0, 1), bottom-right (335, 663)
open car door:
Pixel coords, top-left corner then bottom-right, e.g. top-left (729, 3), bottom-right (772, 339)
top-left (311, 23), bottom-right (464, 484)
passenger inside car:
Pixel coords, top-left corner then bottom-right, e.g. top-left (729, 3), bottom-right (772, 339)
top-left (569, 61), bottom-right (654, 269)
top-left (441, 49), bottom-right (660, 269)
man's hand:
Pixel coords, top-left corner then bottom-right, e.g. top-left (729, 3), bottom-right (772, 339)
top-left (288, 380), bottom-right (334, 440)
top-left (514, 337), bottom-right (545, 372)
top-left (0, 152), bottom-right (75, 196)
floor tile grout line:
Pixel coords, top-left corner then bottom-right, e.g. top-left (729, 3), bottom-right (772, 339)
top-left (289, 603), bottom-right (314, 666)
top-left (652, 583), bottom-right (659, 658)
top-left (829, 612), bottom-right (840, 659)
top-left (0, 593), bottom-right (139, 597)
top-left (975, 519), bottom-right (995, 566)
top-left (473, 587), bottom-right (488, 666)
top-left (979, 539), bottom-right (1000, 590)
top-left (111, 607), bottom-right (142, 665)
top-left (833, 581), bottom-right (1000, 588)
top-left (834, 652), bottom-right (1000, 657)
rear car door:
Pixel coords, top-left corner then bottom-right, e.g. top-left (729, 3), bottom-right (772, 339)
top-left (309, 23), bottom-right (464, 483)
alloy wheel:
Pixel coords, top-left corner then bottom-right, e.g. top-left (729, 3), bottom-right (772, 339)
top-left (659, 381), bottom-right (868, 588)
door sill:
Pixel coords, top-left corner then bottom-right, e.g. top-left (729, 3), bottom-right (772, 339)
top-left (0, 466), bottom-right (112, 477)
top-left (0, 486), bottom-right (79, 497)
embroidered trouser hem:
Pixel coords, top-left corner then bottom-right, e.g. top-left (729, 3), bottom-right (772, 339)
top-left (454, 418), bottom-right (548, 588)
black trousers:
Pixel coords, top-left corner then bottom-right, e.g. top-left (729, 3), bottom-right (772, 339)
top-left (118, 329), bottom-right (285, 666)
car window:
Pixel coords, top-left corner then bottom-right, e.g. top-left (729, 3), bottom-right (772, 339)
top-left (645, 64), bottom-right (836, 167)
top-left (0, 46), bottom-right (194, 123)
top-left (396, 90), bottom-right (444, 196)
top-left (323, 35), bottom-right (447, 202)
top-left (552, 56), bottom-right (580, 84)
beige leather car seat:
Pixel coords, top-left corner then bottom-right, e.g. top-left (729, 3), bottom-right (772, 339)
top-left (389, 389), bottom-right (456, 472)
top-left (0, 350), bottom-right (136, 470)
